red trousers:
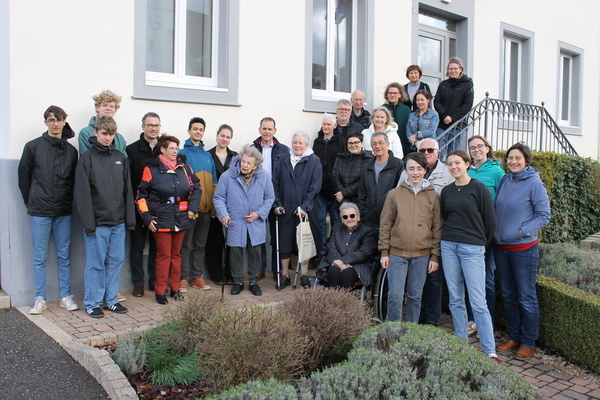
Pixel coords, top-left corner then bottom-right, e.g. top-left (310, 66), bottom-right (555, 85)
top-left (153, 231), bottom-right (186, 295)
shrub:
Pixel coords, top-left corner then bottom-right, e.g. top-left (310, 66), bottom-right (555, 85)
top-left (539, 242), bottom-right (600, 295)
top-left (537, 275), bottom-right (600, 373)
top-left (111, 330), bottom-right (146, 376)
top-left (206, 378), bottom-right (298, 400)
top-left (282, 287), bottom-right (373, 371)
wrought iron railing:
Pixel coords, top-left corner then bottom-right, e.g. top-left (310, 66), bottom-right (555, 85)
top-left (436, 93), bottom-right (578, 155)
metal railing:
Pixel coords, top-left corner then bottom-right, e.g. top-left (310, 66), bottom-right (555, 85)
top-left (436, 93), bottom-right (578, 155)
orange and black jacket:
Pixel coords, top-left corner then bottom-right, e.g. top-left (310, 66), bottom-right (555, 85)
top-left (136, 158), bottom-right (201, 232)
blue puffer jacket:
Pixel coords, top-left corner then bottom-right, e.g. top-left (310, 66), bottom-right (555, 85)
top-left (494, 166), bottom-right (551, 245)
top-left (468, 159), bottom-right (506, 199)
top-left (213, 157), bottom-right (275, 247)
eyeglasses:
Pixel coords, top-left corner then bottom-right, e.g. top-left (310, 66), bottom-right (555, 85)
top-left (469, 144), bottom-right (486, 151)
top-left (145, 124), bottom-right (161, 128)
top-left (337, 108), bottom-right (351, 112)
top-left (448, 67), bottom-right (461, 71)
top-left (342, 214), bottom-right (356, 220)
top-left (387, 91), bottom-right (400, 95)
top-left (166, 146), bottom-right (180, 151)
top-left (418, 148), bottom-right (437, 154)
top-left (45, 118), bottom-right (64, 125)
top-left (371, 141), bottom-right (387, 147)
top-left (348, 141), bottom-right (362, 146)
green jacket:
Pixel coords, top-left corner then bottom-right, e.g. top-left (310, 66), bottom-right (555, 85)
top-left (468, 159), bottom-right (505, 199)
top-left (78, 116), bottom-right (127, 156)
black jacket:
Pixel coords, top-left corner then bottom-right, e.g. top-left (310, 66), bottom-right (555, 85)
top-left (18, 126), bottom-right (78, 217)
top-left (404, 81), bottom-right (432, 112)
top-left (337, 120), bottom-right (365, 139)
top-left (136, 157), bottom-right (201, 232)
top-left (357, 152), bottom-right (405, 228)
top-left (351, 109), bottom-right (371, 129)
top-left (434, 75), bottom-right (474, 130)
top-left (74, 137), bottom-right (135, 236)
top-left (126, 133), bottom-right (160, 196)
top-left (208, 146), bottom-right (238, 179)
top-left (332, 150), bottom-right (373, 205)
top-left (313, 129), bottom-right (347, 196)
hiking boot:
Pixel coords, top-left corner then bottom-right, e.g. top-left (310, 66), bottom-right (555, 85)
top-left (59, 295), bottom-right (79, 311)
top-left (249, 284), bottom-right (262, 296)
top-left (179, 279), bottom-right (189, 293)
top-left (132, 283), bottom-right (144, 297)
top-left (301, 275), bottom-right (310, 289)
top-left (190, 276), bottom-right (211, 290)
top-left (86, 307), bottom-right (105, 318)
top-left (29, 297), bottom-right (47, 315)
top-left (103, 303), bottom-right (128, 314)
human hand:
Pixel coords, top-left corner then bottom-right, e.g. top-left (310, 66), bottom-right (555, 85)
top-left (428, 260), bottom-right (439, 273)
top-left (444, 116), bottom-right (452, 125)
top-left (335, 192), bottom-right (344, 202)
top-left (380, 256), bottom-right (389, 269)
top-left (188, 211), bottom-right (196, 220)
top-left (148, 220), bottom-right (157, 233)
top-left (221, 216), bottom-right (231, 227)
top-left (274, 207), bottom-right (285, 215)
top-left (244, 212), bottom-right (259, 223)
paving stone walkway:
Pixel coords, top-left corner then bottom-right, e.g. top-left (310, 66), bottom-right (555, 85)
top-left (30, 273), bottom-right (600, 399)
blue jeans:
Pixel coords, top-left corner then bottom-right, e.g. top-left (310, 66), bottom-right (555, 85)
top-left (419, 260), bottom-right (443, 325)
top-left (386, 255), bottom-right (429, 323)
top-left (317, 194), bottom-right (341, 251)
top-left (30, 216), bottom-right (73, 299)
top-left (467, 246), bottom-right (496, 323)
top-left (83, 224), bottom-right (126, 310)
top-left (495, 244), bottom-right (540, 348)
top-left (437, 127), bottom-right (462, 161)
top-left (441, 240), bottom-right (496, 355)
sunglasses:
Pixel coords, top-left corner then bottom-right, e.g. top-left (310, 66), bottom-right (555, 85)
top-left (342, 214), bottom-right (356, 220)
top-left (418, 148), bottom-right (437, 154)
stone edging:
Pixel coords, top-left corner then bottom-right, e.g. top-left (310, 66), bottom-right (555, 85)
top-left (580, 232), bottom-right (600, 250)
top-left (17, 306), bottom-right (138, 400)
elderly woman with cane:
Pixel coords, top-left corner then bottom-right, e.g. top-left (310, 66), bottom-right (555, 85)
top-left (213, 144), bottom-right (275, 296)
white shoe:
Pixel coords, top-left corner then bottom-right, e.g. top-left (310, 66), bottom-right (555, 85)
top-left (117, 293), bottom-right (127, 302)
top-left (60, 295), bottom-right (79, 311)
top-left (467, 321), bottom-right (477, 336)
top-left (29, 297), bottom-right (47, 315)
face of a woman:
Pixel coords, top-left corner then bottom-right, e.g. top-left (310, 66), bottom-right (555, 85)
top-left (240, 155), bottom-right (258, 174)
top-left (405, 159), bottom-right (426, 186)
top-left (408, 70), bottom-right (420, 84)
top-left (347, 137), bottom-right (363, 154)
top-left (415, 93), bottom-right (430, 112)
top-left (341, 208), bottom-right (360, 229)
top-left (292, 136), bottom-right (308, 156)
top-left (447, 155), bottom-right (470, 179)
top-left (386, 87), bottom-right (401, 105)
top-left (216, 129), bottom-right (232, 149)
top-left (468, 138), bottom-right (489, 164)
top-left (161, 141), bottom-right (179, 161)
top-left (373, 110), bottom-right (388, 130)
top-left (448, 63), bottom-right (462, 79)
top-left (507, 149), bottom-right (527, 173)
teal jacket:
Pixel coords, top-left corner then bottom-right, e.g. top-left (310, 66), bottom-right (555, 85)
top-left (78, 116), bottom-right (127, 156)
top-left (468, 159), bottom-right (505, 199)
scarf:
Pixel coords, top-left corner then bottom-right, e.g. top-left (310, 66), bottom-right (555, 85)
top-left (159, 154), bottom-right (177, 171)
top-left (240, 169), bottom-right (256, 188)
top-left (290, 147), bottom-right (314, 169)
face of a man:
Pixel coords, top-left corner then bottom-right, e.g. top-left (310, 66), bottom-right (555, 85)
top-left (351, 91), bottom-right (365, 112)
top-left (188, 122), bottom-right (205, 145)
top-left (336, 104), bottom-right (351, 124)
top-left (418, 140), bottom-right (440, 167)
top-left (96, 102), bottom-right (117, 117)
top-left (44, 113), bottom-right (66, 138)
top-left (321, 119), bottom-right (337, 136)
top-left (371, 136), bottom-right (389, 157)
top-left (142, 116), bottom-right (161, 142)
top-left (94, 128), bottom-right (115, 146)
top-left (259, 120), bottom-right (276, 145)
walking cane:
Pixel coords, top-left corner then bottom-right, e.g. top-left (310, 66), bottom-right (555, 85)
top-left (275, 211), bottom-right (282, 291)
top-left (221, 226), bottom-right (228, 302)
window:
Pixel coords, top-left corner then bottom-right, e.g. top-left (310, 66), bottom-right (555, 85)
top-left (557, 42), bottom-right (582, 133)
top-left (305, 0), bottom-right (369, 112)
top-left (134, 0), bottom-right (239, 105)
top-left (500, 24), bottom-right (533, 104)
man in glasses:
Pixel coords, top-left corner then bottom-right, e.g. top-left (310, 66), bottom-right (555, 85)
top-left (18, 105), bottom-right (79, 315)
top-left (78, 90), bottom-right (127, 155)
top-left (335, 99), bottom-right (364, 139)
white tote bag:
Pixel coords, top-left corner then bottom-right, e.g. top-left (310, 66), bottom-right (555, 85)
top-left (296, 215), bottom-right (317, 263)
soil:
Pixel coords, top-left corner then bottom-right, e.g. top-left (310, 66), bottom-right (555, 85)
top-left (127, 374), bottom-right (213, 400)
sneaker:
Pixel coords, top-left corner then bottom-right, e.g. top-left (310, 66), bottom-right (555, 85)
top-left (29, 297), bottom-right (47, 315)
top-left (488, 353), bottom-right (502, 364)
top-left (59, 295), bottom-right (79, 311)
top-left (467, 321), bottom-right (477, 336)
top-left (300, 275), bottom-right (310, 289)
top-left (180, 279), bottom-right (189, 293)
top-left (87, 307), bottom-right (105, 318)
top-left (190, 276), bottom-right (211, 290)
top-left (117, 293), bottom-right (127, 302)
top-left (103, 303), bottom-right (128, 314)
top-left (132, 283), bottom-right (144, 297)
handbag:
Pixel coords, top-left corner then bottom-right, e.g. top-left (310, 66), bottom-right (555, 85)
top-left (296, 215), bottom-right (317, 263)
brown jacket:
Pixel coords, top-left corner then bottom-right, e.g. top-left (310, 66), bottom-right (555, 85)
top-left (378, 181), bottom-right (443, 262)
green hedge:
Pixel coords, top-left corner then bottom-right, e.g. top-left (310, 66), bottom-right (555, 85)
top-left (212, 323), bottom-right (540, 400)
top-left (494, 151), bottom-right (600, 243)
top-left (537, 275), bottom-right (600, 373)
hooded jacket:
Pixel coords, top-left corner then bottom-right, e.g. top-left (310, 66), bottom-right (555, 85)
top-left (78, 116), bottom-right (127, 155)
top-left (313, 128), bottom-right (347, 196)
top-left (434, 75), bottom-right (475, 130)
top-left (18, 125), bottom-right (78, 217)
top-left (468, 159), bottom-right (505, 199)
top-left (136, 157), bottom-right (201, 232)
top-left (494, 166), bottom-right (551, 246)
top-left (178, 139), bottom-right (217, 214)
top-left (74, 137), bottom-right (135, 236)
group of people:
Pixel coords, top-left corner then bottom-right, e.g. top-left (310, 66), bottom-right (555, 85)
top-left (19, 62), bottom-right (551, 363)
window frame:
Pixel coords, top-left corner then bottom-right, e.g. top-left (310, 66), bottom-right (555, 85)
top-left (133, 0), bottom-right (240, 106)
top-left (556, 41), bottom-right (583, 134)
top-left (499, 23), bottom-right (534, 104)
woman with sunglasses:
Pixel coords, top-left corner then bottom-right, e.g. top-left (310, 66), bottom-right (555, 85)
top-left (332, 132), bottom-right (373, 206)
top-left (322, 202), bottom-right (376, 289)
top-left (379, 152), bottom-right (443, 322)
top-left (406, 90), bottom-right (439, 152)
